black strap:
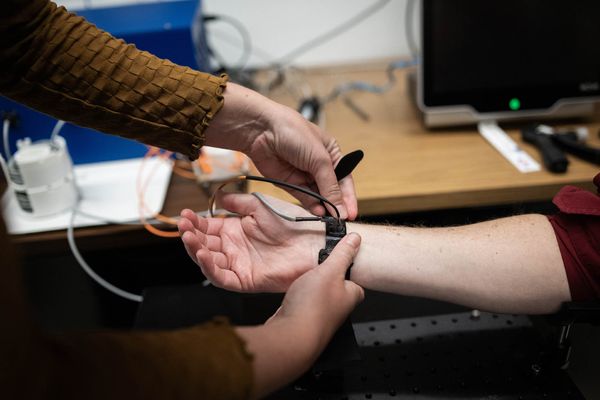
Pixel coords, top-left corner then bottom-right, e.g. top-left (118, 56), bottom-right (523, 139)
top-left (318, 216), bottom-right (352, 279)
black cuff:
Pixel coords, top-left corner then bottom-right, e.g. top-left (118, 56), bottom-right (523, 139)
top-left (318, 217), bottom-right (352, 279)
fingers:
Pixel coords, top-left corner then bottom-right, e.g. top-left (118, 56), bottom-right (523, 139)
top-left (311, 156), bottom-right (348, 219)
top-left (179, 213), bottom-right (242, 292)
top-left (339, 176), bottom-right (358, 221)
top-left (217, 192), bottom-right (262, 216)
top-left (320, 233), bottom-right (361, 278)
top-left (180, 231), bottom-right (200, 263)
top-left (322, 233), bottom-right (364, 304)
top-left (179, 209), bottom-right (224, 235)
top-left (180, 209), bottom-right (201, 230)
top-left (344, 280), bottom-right (365, 303)
top-left (179, 210), bottom-right (226, 267)
top-left (196, 248), bottom-right (243, 291)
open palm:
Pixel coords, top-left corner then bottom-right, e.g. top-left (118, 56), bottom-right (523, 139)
top-left (178, 193), bottom-right (324, 292)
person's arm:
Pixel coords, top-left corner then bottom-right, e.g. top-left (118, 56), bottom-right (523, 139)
top-left (0, 0), bottom-right (356, 218)
top-left (179, 194), bottom-right (571, 314)
top-left (346, 215), bottom-right (571, 314)
top-left (3, 203), bottom-right (362, 399)
top-left (236, 234), bottom-right (364, 399)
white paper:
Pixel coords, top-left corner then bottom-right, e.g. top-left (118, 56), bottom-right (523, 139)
top-left (2, 157), bottom-right (172, 234)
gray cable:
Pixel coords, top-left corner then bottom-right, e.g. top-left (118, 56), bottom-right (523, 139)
top-left (405, 0), bottom-right (419, 59)
top-left (205, 14), bottom-right (253, 70)
top-left (276, 0), bottom-right (392, 67)
top-left (251, 192), bottom-right (297, 221)
top-left (251, 192), bottom-right (322, 222)
top-left (323, 58), bottom-right (417, 104)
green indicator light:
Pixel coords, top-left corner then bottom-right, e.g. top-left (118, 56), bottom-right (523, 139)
top-left (509, 98), bottom-right (521, 111)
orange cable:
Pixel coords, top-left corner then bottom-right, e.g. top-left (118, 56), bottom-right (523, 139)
top-left (172, 165), bottom-right (198, 180)
top-left (136, 147), bottom-right (180, 238)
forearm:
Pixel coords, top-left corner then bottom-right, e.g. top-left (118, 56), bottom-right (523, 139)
top-left (236, 316), bottom-right (325, 400)
top-left (348, 214), bottom-right (571, 314)
top-left (204, 82), bottom-right (277, 153)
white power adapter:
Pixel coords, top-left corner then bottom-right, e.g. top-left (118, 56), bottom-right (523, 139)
top-left (192, 146), bottom-right (249, 183)
top-left (7, 136), bottom-right (78, 217)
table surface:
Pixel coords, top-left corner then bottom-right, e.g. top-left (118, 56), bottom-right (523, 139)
top-left (8, 61), bottom-right (600, 251)
top-left (248, 62), bottom-right (600, 216)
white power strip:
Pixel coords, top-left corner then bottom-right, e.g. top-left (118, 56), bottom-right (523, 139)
top-left (478, 121), bottom-right (541, 173)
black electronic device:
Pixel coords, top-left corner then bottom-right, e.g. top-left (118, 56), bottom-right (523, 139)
top-left (298, 97), bottom-right (321, 125)
top-left (521, 124), bottom-right (600, 173)
top-left (334, 149), bottom-right (364, 182)
top-left (551, 131), bottom-right (600, 166)
top-left (521, 126), bottom-right (570, 173)
top-left (418, 0), bottom-right (600, 127)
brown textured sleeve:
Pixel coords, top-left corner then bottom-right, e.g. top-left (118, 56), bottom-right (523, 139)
top-left (1, 214), bottom-right (253, 399)
top-left (0, 0), bottom-right (227, 160)
top-left (42, 319), bottom-right (254, 400)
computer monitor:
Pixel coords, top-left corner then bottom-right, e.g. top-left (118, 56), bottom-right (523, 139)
top-left (417, 0), bottom-right (600, 127)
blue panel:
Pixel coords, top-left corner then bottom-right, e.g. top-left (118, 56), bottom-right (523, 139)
top-left (77, 1), bottom-right (197, 37)
top-left (0, 100), bottom-right (148, 164)
top-left (0, 0), bottom-right (206, 164)
top-left (78, 0), bottom-right (206, 71)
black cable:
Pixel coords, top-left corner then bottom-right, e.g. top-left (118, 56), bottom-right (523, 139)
top-left (243, 175), bottom-right (341, 220)
top-left (209, 174), bottom-right (341, 220)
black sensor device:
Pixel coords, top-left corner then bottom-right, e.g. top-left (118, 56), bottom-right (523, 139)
top-left (317, 150), bottom-right (363, 278)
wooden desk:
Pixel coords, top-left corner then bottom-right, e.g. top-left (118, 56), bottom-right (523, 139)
top-left (250, 62), bottom-right (600, 216)
top-left (8, 61), bottom-right (600, 253)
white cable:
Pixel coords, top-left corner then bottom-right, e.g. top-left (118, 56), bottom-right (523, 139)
top-left (405, 0), bottom-right (419, 59)
top-left (68, 202), bottom-right (143, 303)
top-left (50, 120), bottom-right (66, 144)
top-left (2, 119), bottom-right (11, 161)
top-left (68, 205), bottom-right (222, 303)
top-left (74, 209), bottom-right (157, 226)
top-left (0, 152), bottom-right (10, 193)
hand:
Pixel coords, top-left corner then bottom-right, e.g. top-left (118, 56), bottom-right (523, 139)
top-left (178, 193), bottom-right (323, 292)
top-left (204, 82), bottom-right (357, 220)
top-left (234, 233), bottom-right (364, 399)
top-left (267, 233), bottom-right (365, 341)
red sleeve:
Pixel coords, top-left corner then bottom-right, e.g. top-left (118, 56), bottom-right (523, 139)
top-left (547, 173), bottom-right (600, 301)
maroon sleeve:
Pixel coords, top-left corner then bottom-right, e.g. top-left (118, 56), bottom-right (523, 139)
top-left (547, 173), bottom-right (600, 301)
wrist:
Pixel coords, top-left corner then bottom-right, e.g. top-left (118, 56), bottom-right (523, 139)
top-left (204, 82), bottom-right (274, 153)
top-left (345, 222), bottom-right (375, 285)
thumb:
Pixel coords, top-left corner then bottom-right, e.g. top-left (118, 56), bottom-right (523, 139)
top-left (344, 280), bottom-right (365, 304)
top-left (216, 192), bottom-right (260, 216)
top-left (320, 233), bottom-right (361, 277)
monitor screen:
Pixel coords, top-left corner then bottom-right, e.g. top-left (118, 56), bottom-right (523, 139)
top-left (422, 0), bottom-right (600, 113)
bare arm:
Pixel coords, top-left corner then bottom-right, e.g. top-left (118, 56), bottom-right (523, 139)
top-left (180, 195), bottom-right (571, 314)
top-left (235, 234), bottom-right (363, 399)
top-left (348, 214), bottom-right (571, 314)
